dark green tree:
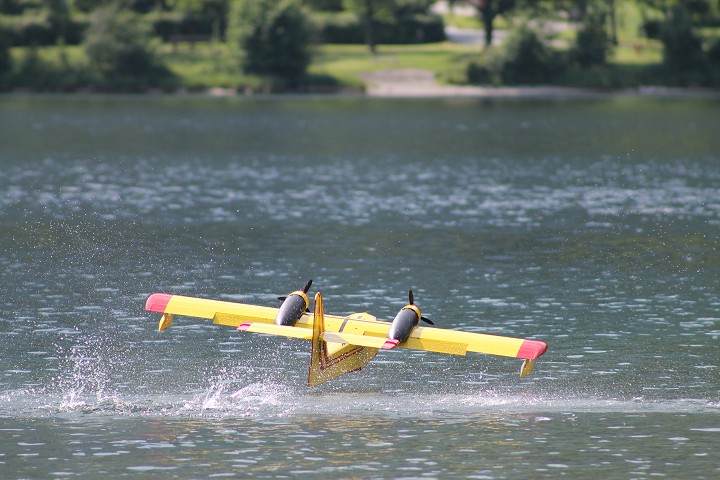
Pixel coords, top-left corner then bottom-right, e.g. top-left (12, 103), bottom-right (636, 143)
top-left (466, 0), bottom-right (517, 47)
top-left (501, 24), bottom-right (561, 84)
top-left (661, 4), bottom-right (706, 74)
top-left (343, 0), bottom-right (395, 54)
top-left (0, 28), bottom-right (11, 75)
top-left (229, 0), bottom-right (313, 80)
top-left (573, 3), bottom-right (609, 67)
top-left (84, 3), bottom-right (166, 79)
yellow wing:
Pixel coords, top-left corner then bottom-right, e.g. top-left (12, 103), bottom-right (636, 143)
top-left (146, 293), bottom-right (547, 360)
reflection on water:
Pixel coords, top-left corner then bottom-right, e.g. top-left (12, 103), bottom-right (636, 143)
top-left (1, 95), bottom-right (719, 477)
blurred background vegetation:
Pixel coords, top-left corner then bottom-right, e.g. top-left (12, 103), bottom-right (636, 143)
top-left (0, 0), bottom-right (718, 91)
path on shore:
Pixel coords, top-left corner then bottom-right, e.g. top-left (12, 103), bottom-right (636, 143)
top-left (361, 69), bottom-right (593, 97)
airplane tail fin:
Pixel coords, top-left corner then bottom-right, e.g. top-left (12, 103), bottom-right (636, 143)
top-left (307, 292), bottom-right (378, 387)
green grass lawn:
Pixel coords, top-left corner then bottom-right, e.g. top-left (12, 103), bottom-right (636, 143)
top-left (309, 42), bottom-right (478, 86)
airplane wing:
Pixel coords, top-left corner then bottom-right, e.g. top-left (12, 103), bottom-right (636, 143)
top-left (145, 293), bottom-right (547, 361)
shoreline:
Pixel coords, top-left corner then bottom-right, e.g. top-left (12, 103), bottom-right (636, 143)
top-left (2, 79), bottom-right (720, 99)
top-left (3, 86), bottom-right (720, 99)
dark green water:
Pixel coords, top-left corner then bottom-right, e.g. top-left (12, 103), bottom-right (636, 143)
top-left (1, 94), bottom-right (719, 478)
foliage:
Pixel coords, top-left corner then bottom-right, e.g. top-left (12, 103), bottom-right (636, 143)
top-left (228, 0), bottom-right (313, 81)
top-left (0, 0), bottom-right (23, 15)
top-left (162, 0), bottom-right (228, 39)
top-left (0, 26), bottom-right (10, 74)
top-left (501, 23), bottom-right (564, 84)
top-left (0, 11), bottom-right (87, 46)
top-left (148, 10), bottom-right (222, 41)
top-left (306, 0), bottom-right (344, 11)
top-left (465, 0), bottom-right (517, 46)
top-left (573, 5), bottom-right (610, 67)
top-left (342, 0), bottom-right (396, 53)
top-left (465, 23), bottom-right (565, 86)
top-left (83, 3), bottom-right (169, 82)
top-left (661, 5), bottom-right (707, 76)
top-left (314, 10), bottom-right (444, 44)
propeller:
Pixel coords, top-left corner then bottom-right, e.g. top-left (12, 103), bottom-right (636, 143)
top-left (277, 279), bottom-right (313, 302)
top-left (409, 289), bottom-right (434, 325)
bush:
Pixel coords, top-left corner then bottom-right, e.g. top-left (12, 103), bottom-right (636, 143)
top-left (642, 18), bottom-right (663, 39)
top-left (501, 24), bottom-right (563, 85)
top-left (229, 0), bottom-right (313, 81)
top-left (573, 9), bottom-right (609, 67)
top-left (708, 38), bottom-right (720, 65)
top-left (315, 12), bottom-right (364, 43)
top-left (465, 48), bottom-right (505, 86)
top-left (0, 27), bottom-right (10, 74)
top-left (465, 24), bottom-right (565, 86)
top-left (315, 11), bottom-right (444, 44)
top-left (661, 6), bottom-right (706, 76)
top-left (2, 12), bottom-right (86, 46)
top-left (83, 3), bottom-right (169, 83)
top-left (149, 11), bottom-right (222, 42)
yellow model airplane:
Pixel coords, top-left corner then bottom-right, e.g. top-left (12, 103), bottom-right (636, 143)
top-left (145, 280), bottom-right (548, 387)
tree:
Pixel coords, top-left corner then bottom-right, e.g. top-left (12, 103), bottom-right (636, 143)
top-left (573, 2), bottom-right (609, 66)
top-left (501, 24), bottom-right (561, 84)
top-left (0, 27), bottom-right (10, 76)
top-left (229, 0), bottom-right (313, 81)
top-left (84, 3), bottom-right (165, 79)
top-left (661, 4), bottom-right (706, 75)
top-left (343, 0), bottom-right (396, 54)
top-left (466, 0), bottom-right (517, 47)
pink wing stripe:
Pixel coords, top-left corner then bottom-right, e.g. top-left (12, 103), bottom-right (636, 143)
top-left (145, 293), bottom-right (173, 313)
top-left (381, 339), bottom-right (400, 350)
top-left (517, 339), bottom-right (548, 359)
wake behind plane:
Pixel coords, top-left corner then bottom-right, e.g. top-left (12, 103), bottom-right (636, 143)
top-left (146, 281), bottom-right (548, 387)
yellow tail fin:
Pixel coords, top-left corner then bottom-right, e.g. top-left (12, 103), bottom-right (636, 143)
top-left (307, 292), bottom-right (379, 387)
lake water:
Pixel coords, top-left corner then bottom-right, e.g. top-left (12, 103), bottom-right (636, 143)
top-left (1, 94), bottom-right (719, 478)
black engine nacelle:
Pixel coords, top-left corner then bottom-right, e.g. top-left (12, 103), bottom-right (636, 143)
top-left (274, 279), bottom-right (312, 326)
top-left (387, 305), bottom-right (422, 343)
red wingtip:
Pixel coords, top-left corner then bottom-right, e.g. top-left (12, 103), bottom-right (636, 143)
top-left (145, 293), bottom-right (173, 312)
top-left (517, 339), bottom-right (548, 360)
top-left (381, 339), bottom-right (400, 350)
top-left (238, 323), bottom-right (251, 332)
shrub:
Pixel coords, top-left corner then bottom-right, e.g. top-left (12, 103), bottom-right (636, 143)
top-left (83, 3), bottom-right (167, 80)
top-left (229, 0), bottom-right (313, 81)
top-left (708, 38), bottom-right (720, 65)
top-left (501, 24), bottom-right (563, 85)
top-left (573, 9), bottom-right (609, 67)
top-left (314, 11), bottom-right (444, 44)
top-left (0, 27), bottom-right (10, 75)
top-left (661, 6), bottom-right (706, 76)
top-left (465, 47), bottom-right (505, 86)
top-left (642, 18), bottom-right (663, 39)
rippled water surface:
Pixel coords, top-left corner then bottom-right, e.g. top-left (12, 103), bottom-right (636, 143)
top-left (1, 94), bottom-right (719, 478)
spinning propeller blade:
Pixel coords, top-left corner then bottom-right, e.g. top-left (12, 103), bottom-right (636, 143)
top-left (408, 290), bottom-right (434, 325)
top-left (277, 279), bottom-right (313, 308)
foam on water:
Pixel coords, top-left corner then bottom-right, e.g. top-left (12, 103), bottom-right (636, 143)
top-left (2, 380), bottom-right (718, 422)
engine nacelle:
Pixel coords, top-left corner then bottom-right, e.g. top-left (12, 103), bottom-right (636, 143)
top-left (274, 290), bottom-right (310, 326)
top-left (387, 304), bottom-right (422, 343)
